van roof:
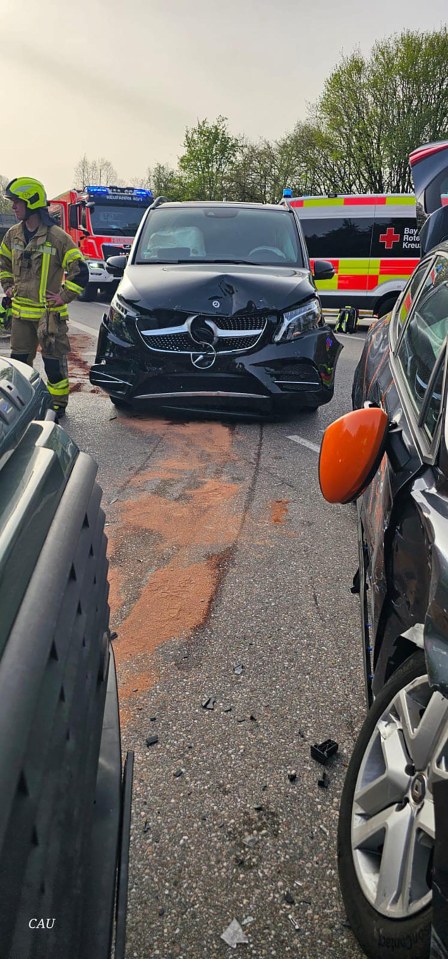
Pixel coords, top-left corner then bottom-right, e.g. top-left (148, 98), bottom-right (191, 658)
top-left (286, 195), bottom-right (415, 208)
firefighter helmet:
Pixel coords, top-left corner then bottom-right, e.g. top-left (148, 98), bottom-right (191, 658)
top-left (4, 177), bottom-right (48, 211)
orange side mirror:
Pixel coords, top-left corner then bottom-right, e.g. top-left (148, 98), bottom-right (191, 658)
top-left (319, 407), bottom-right (389, 504)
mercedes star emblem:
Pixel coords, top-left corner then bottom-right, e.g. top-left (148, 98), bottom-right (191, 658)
top-left (191, 344), bottom-right (217, 369)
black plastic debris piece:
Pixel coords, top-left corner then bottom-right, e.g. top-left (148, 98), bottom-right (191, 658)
top-left (249, 714), bottom-right (257, 722)
top-left (173, 769), bottom-right (183, 778)
top-left (284, 891), bottom-right (295, 905)
top-left (109, 630), bottom-right (118, 641)
top-left (149, 714), bottom-right (157, 722)
top-left (202, 696), bottom-right (216, 710)
top-left (146, 734), bottom-right (159, 747)
top-left (288, 770), bottom-right (297, 783)
top-left (158, 907), bottom-right (165, 917)
top-left (143, 820), bottom-right (151, 834)
top-left (318, 771), bottom-right (330, 789)
top-left (222, 705), bottom-right (232, 713)
top-left (350, 568), bottom-right (360, 594)
top-left (254, 804), bottom-right (263, 811)
top-left (311, 739), bottom-right (338, 765)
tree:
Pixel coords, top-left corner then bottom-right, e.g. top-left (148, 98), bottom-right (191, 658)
top-left (313, 28), bottom-right (448, 194)
top-left (73, 155), bottom-right (118, 188)
top-left (133, 164), bottom-right (186, 201)
top-left (178, 116), bottom-right (240, 200)
top-left (0, 175), bottom-right (11, 214)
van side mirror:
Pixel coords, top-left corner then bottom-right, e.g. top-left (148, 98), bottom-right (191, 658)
top-left (313, 259), bottom-right (335, 281)
top-left (106, 255), bottom-right (128, 277)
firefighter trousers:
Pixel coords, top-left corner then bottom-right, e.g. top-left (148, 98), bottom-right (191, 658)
top-left (10, 313), bottom-right (71, 409)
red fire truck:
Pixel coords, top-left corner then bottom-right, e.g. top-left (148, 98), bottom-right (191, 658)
top-left (49, 185), bottom-right (154, 300)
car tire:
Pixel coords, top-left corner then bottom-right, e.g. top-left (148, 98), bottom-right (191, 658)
top-left (338, 651), bottom-right (448, 959)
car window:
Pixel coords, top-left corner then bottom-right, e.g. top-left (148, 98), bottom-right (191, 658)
top-left (299, 216), bottom-right (373, 258)
top-left (421, 354), bottom-right (445, 440)
top-left (395, 260), bottom-right (431, 328)
top-left (135, 207), bottom-right (304, 266)
top-left (396, 254), bottom-right (448, 427)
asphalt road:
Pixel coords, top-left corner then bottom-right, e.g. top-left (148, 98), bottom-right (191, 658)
top-left (1, 306), bottom-right (369, 959)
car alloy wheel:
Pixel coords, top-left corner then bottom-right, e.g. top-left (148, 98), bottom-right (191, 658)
top-left (338, 652), bottom-right (448, 959)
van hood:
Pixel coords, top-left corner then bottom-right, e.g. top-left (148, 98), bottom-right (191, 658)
top-left (117, 262), bottom-right (315, 315)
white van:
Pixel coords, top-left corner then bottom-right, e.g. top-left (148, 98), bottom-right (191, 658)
top-left (282, 194), bottom-right (419, 318)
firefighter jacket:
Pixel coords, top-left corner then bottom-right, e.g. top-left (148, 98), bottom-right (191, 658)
top-left (0, 221), bottom-right (88, 321)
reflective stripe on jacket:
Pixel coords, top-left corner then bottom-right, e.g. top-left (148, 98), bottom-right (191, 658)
top-left (0, 221), bottom-right (88, 321)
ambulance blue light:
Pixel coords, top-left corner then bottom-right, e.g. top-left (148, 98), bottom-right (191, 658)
top-left (86, 186), bottom-right (109, 194)
top-left (283, 187), bottom-right (293, 198)
top-left (133, 189), bottom-right (153, 197)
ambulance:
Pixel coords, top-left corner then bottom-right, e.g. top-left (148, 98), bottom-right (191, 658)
top-left (49, 185), bottom-right (154, 300)
top-left (281, 193), bottom-right (420, 321)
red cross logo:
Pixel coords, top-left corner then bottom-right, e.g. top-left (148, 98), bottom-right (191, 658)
top-left (379, 226), bottom-right (400, 250)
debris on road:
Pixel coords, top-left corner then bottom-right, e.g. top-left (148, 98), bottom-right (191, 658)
top-left (311, 739), bottom-right (338, 765)
top-left (287, 914), bottom-right (300, 932)
top-left (234, 664), bottom-right (244, 675)
top-left (284, 891), bottom-right (295, 905)
top-left (288, 770), bottom-right (297, 782)
top-left (173, 768), bottom-right (184, 778)
top-left (202, 696), bottom-right (216, 710)
top-left (318, 771), bottom-right (330, 789)
top-left (220, 918), bottom-right (249, 948)
top-left (145, 734), bottom-right (159, 747)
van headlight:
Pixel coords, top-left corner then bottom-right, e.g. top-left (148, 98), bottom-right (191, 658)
top-left (105, 294), bottom-right (137, 344)
top-left (87, 259), bottom-right (106, 271)
top-left (274, 298), bottom-right (322, 342)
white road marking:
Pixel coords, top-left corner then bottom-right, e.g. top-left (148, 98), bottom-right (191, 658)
top-left (70, 319), bottom-right (99, 336)
top-left (288, 435), bottom-right (320, 453)
top-left (335, 332), bottom-right (365, 342)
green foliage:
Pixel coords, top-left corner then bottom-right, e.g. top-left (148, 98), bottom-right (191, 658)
top-left (0, 176), bottom-right (11, 214)
top-left (313, 28), bottom-right (448, 193)
top-left (178, 116), bottom-right (240, 200)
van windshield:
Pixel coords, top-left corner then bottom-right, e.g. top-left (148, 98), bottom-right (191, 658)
top-left (135, 207), bottom-right (304, 267)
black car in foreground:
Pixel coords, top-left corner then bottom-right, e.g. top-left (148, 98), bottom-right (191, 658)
top-left (318, 148), bottom-right (448, 958)
top-left (90, 200), bottom-right (341, 415)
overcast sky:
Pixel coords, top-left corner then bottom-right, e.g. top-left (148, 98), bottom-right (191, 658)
top-left (1, 0), bottom-right (446, 197)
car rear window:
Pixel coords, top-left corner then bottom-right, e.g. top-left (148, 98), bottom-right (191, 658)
top-left (135, 207), bottom-right (304, 267)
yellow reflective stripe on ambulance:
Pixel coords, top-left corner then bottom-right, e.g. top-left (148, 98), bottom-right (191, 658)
top-left (385, 196), bottom-right (415, 205)
top-left (301, 197), bottom-right (344, 207)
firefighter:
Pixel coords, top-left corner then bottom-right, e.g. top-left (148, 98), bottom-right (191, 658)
top-left (0, 177), bottom-right (89, 417)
